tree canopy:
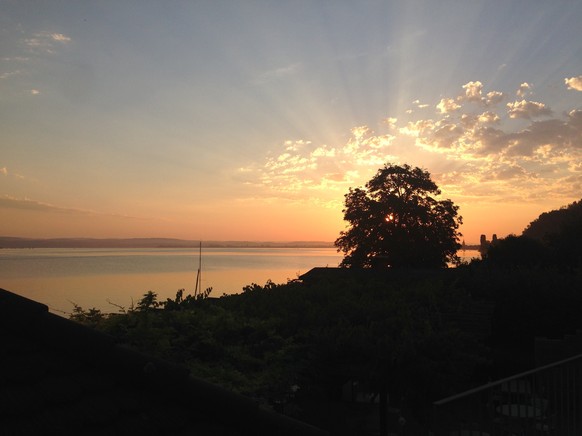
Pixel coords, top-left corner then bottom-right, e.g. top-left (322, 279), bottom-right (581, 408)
top-left (522, 199), bottom-right (582, 242)
top-left (335, 163), bottom-right (462, 268)
top-left (517, 199), bottom-right (582, 268)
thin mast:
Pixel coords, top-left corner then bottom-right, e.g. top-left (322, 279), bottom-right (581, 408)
top-left (194, 241), bottom-right (202, 297)
top-left (198, 241), bottom-right (202, 295)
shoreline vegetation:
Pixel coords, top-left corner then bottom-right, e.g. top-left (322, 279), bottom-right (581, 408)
top-left (0, 236), bottom-right (482, 250)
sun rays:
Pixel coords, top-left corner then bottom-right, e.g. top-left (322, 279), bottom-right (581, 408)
top-left (1, 2), bottom-right (581, 242)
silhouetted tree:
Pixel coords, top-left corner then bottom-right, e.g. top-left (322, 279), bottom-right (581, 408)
top-left (522, 199), bottom-right (582, 242)
top-left (522, 199), bottom-right (582, 268)
top-left (485, 234), bottom-right (550, 268)
top-left (136, 290), bottom-right (160, 311)
top-left (335, 163), bottom-right (462, 268)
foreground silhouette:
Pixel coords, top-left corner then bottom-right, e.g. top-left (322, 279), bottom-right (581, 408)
top-left (335, 163), bottom-right (462, 268)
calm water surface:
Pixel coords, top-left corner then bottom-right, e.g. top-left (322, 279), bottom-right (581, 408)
top-left (0, 247), bottom-right (481, 314)
top-left (0, 248), bottom-right (343, 313)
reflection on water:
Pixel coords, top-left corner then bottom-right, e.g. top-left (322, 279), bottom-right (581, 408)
top-left (0, 247), bottom-right (481, 314)
top-left (0, 248), bottom-right (342, 313)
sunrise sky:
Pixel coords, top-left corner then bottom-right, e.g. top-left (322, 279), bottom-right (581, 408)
top-left (1, 1), bottom-right (581, 244)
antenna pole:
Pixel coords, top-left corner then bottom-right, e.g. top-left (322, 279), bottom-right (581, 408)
top-left (194, 241), bottom-right (202, 297)
top-left (198, 241), bottom-right (202, 295)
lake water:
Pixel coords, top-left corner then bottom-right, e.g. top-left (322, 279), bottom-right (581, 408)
top-left (0, 247), bottom-right (481, 315)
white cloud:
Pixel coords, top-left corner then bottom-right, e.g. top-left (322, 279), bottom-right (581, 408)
top-left (516, 82), bottom-right (531, 98)
top-left (565, 76), bottom-right (582, 91)
top-left (507, 100), bottom-right (552, 119)
top-left (50, 33), bottom-right (71, 43)
top-left (30, 89), bottom-right (40, 95)
top-left (478, 111), bottom-right (500, 124)
top-left (462, 81), bottom-right (484, 101)
top-left (485, 91), bottom-right (504, 106)
top-left (436, 98), bottom-right (461, 114)
top-left (456, 82), bottom-right (503, 106)
top-left (240, 127), bottom-right (398, 199)
top-left (384, 117), bottom-right (398, 130)
top-left (410, 99), bottom-right (429, 111)
top-left (242, 79), bottom-right (581, 208)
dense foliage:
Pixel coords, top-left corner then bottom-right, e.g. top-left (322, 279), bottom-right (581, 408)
top-left (485, 199), bottom-right (582, 269)
top-left (71, 275), bottom-right (489, 427)
top-left (335, 163), bottom-right (462, 268)
top-left (522, 199), bottom-right (582, 242)
top-left (70, 265), bottom-right (582, 433)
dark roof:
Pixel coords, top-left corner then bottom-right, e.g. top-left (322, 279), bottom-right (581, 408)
top-left (0, 288), bottom-right (327, 436)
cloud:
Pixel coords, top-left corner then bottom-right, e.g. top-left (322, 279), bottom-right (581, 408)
top-left (24, 31), bottom-right (71, 54)
top-left (0, 196), bottom-right (94, 214)
top-left (407, 100), bottom-right (429, 114)
top-left (462, 81), bottom-right (484, 102)
top-left (516, 82), bottom-right (532, 98)
top-left (478, 111), bottom-right (500, 124)
top-left (565, 76), bottom-right (582, 91)
top-left (0, 195), bottom-right (143, 220)
top-left (507, 100), bottom-right (552, 119)
top-left (0, 70), bottom-right (23, 80)
top-left (239, 128), bottom-right (397, 201)
top-left (455, 81), bottom-right (503, 106)
top-left (436, 98), bottom-right (461, 114)
top-left (505, 109), bottom-right (582, 155)
top-left (30, 89), bottom-right (40, 95)
top-left (50, 33), bottom-right (71, 43)
top-left (243, 79), bottom-right (581, 208)
top-left (412, 99), bottom-right (429, 108)
top-left (0, 166), bottom-right (27, 180)
top-left (485, 91), bottom-right (504, 106)
top-left (254, 63), bottom-right (302, 84)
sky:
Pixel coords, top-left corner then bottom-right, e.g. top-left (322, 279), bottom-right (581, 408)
top-left (1, 1), bottom-right (581, 244)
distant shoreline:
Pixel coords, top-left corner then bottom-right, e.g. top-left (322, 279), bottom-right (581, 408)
top-left (0, 236), bottom-right (334, 249)
top-left (0, 236), bottom-right (481, 250)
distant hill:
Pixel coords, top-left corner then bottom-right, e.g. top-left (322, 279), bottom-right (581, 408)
top-left (0, 237), bottom-right (334, 249)
top-left (522, 199), bottom-right (582, 241)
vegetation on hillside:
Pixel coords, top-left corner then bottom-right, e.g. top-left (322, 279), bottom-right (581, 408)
top-left (69, 184), bottom-right (582, 434)
top-left (485, 198), bottom-right (582, 269)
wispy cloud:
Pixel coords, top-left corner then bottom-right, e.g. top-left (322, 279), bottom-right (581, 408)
top-left (238, 129), bottom-right (396, 204)
top-left (0, 70), bottom-right (23, 80)
top-left (254, 63), bottom-right (302, 84)
top-left (0, 195), bottom-right (143, 220)
top-left (49, 33), bottom-right (71, 43)
top-left (24, 31), bottom-right (71, 54)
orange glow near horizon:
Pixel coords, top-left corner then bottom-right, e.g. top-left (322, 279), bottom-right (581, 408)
top-left (1, 3), bottom-right (581, 246)
top-left (0, 196), bottom-right (564, 245)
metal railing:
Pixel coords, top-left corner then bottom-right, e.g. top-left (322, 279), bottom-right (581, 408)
top-left (433, 353), bottom-right (582, 435)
